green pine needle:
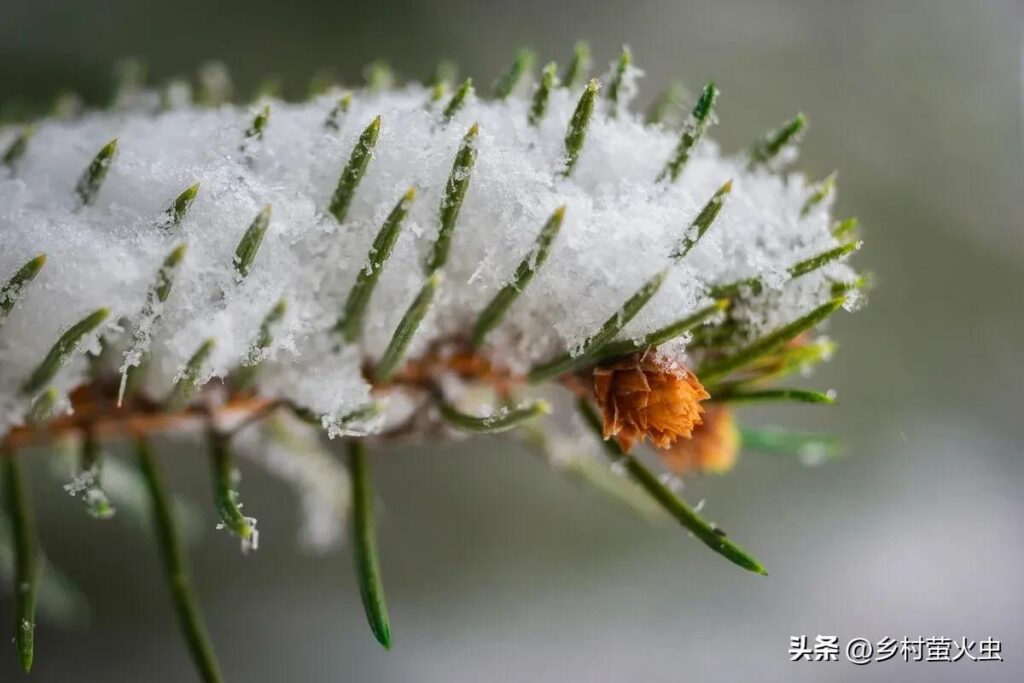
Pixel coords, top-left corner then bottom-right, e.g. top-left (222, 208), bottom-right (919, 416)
top-left (308, 70), bottom-right (336, 98)
top-left (430, 60), bottom-right (458, 88)
top-left (1, 253), bottom-right (46, 323)
top-left (252, 75), bottom-right (281, 101)
top-left (493, 48), bottom-right (535, 99)
top-left (166, 339), bottom-right (215, 410)
top-left (710, 240), bottom-right (860, 301)
top-left (605, 46), bottom-right (632, 113)
top-left (3, 452), bottom-right (38, 672)
top-left (687, 319), bottom-right (743, 349)
top-left (137, 437), bottom-right (225, 683)
top-left (2, 125), bottom-right (34, 169)
top-left (528, 62), bottom-right (558, 126)
top-left (120, 245), bottom-right (187, 404)
top-left (78, 428), bottom-right (114, 520)
top-left (561, 41), bottom-right (592, 89)
top-left (195, 62), bottom-right (234, 107)
top-left (831, 217), bottom-right (859, 241)
top-left (241, 106), bottom-right (270, 149)
top-left (739, 427), bottom-right (844, 460)
top-left (442, 78), bottom-right (473, 122)
top-left (709, 387), bottom-right (836, 405)
top-left (28, 387), bottom-right (59, 424)
top-left (831, 274), bottom-right (870, 296)
top-left (428, 82), bottom-right (446, 103)
top-left (520, 423), bottom-right (665, 521)
top-left (348, 440), bottom-right (391, 649)
top-left (154, 244), bottom-right (187, 303)
top-left (562, 79), bottom-right (600, 177)
top-left (707, 276), bottom-right (764, 300)
top-left (324, 92), bottom-right (352, 131)
top-left (74, 138), bottom-right (118, 206)
top-left (338, 188), bottom-right (416, 341)
top-left (577, 399), bottom-right (767, 575)
top-left (699, 297), bottom-right (846, 383)
top-left (233, 205), bottom-right (272, 278)
top-left (658, 81), bottom-right (718, 183)
top-left (528, 268), bottom-right (667, 383)
top-left (329, 115), bottom-right (381, 224)
top-left (788, 241), bottom-right (861, 279)
top-left (748, 112), bottom-right (807, 169)
top-left (21, 307), bottom-right (109, 397)
top-left (438, 399), bottom-right (550, 433)
top-left (364, 61), bottom-right (395, 92)
top-left (160, 183), bottom-right (200, 229)
top-left (592, 299), bottom-right (730, 361)
top-left (645, 81), bottom-right (687, 125)
top-left (207, 430), bottom-right (255, 542)
top-left (471, 206), bottom-right (565, 348)
top-left (234, 298), bottom-right (287, 390)
top-left (251, 299), bottom-right (287, 353)
top-left (726, 336), bottom-right (836, 386)
top-left (800, 171), bottom-right (837, 217)
top-left (672, 178), bottom-right (732, 260)
top-left (425, 124), bottom-right (478, 274)
top-left (374, 273), bottom-right (441, 383)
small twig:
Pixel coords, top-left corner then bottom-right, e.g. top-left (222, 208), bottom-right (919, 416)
top-left (224, 399), bottom-right (284, 438)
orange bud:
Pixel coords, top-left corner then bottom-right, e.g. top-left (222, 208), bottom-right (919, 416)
top-left (593, 349), bottom-right (709, 452)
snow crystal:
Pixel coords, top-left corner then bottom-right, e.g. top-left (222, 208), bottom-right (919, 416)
top-left (0, 81), bottom-right (857, 434)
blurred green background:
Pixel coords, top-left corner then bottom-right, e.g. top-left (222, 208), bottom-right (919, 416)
top-left (1, 0), bottom-right (1021, 680)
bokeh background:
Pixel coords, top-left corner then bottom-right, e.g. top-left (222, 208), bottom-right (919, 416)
top-left (1, 0), bottom-right (1021, 681)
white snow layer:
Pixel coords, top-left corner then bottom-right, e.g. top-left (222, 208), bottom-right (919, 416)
top-left (0, 84), bottom-right (859, 435)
